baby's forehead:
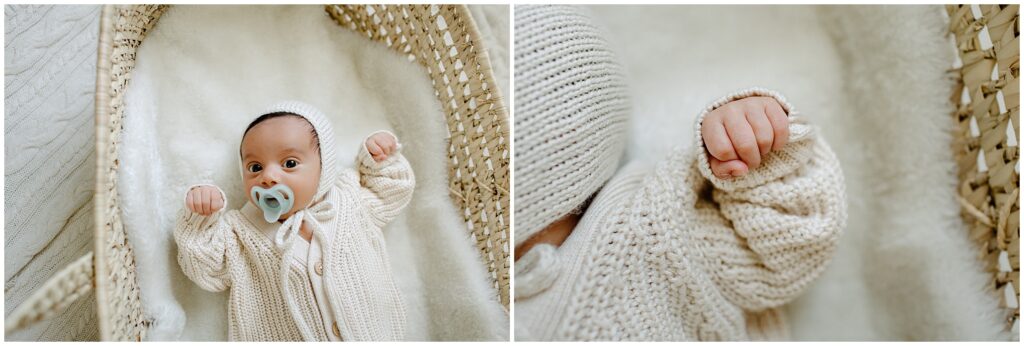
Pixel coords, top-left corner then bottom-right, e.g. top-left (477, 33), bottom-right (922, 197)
top-left (240, 115), bottom-right (319, 154)
top-left (257, 114), bottom-right (314, 130)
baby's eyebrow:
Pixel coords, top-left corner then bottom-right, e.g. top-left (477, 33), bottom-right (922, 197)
top-left (279, 147), bottom-right (305, 155)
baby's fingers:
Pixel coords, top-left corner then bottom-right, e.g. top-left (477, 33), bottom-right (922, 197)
top-left (378, 141), bottom-right (392, 157)
top-left (710, 157), bottom-right (749, 179)
top-left (382, 135), bottom-right (397, 155)
top-left (745, 107), bottom-right (774, 156)
top-left (766, 100), bottom-right (789, 150)
top-left (724, 111), bottom-right (761, 169)
top-left (186, 190), bottom-right (197, 214)
top-left (366, 140), bottom-right (383, 157)
top-left (199, 188), bottom-right (211, 215)
top-left (211, 193), bottom-right (224, 213)
top-left (702, 115), bottom-right (738, 162)
top-left (368, 141), bottom-right (390, 162)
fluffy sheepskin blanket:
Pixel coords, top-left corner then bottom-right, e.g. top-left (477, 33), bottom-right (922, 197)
top-left (588, 4), bottom-right (1011, 341)
top-left (119, 5), bottom-right (508, 341)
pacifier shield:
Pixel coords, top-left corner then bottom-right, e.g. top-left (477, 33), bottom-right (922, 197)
top-left (250, 184), bottom-right (295, 223)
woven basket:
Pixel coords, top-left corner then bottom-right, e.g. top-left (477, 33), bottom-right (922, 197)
top-left (5, 4), bottom-right (509, 340)
top-left (946, 4), bottom-right (1020, 336)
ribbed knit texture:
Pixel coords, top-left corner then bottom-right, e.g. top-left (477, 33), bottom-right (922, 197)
top-left (175, 101), bottom-right (415, 341)
top-left (513, 5), bottom-right (631, 248)
top-left (514, 89), bottom-right (847, 341)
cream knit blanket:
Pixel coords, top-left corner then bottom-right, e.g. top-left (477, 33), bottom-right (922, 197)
top-left (515, 89), bottom-right (847, 340)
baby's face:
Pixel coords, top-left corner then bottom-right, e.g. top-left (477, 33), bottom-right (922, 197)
top-left (240, 116), bottom-right (322, 222)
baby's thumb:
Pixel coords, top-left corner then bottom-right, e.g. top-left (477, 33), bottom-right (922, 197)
top-left (709, 157), bottom-right (749, 179)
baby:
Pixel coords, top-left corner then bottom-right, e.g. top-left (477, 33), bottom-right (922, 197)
top-left (515, 95), bottom-right (793, 255)
top-left (174, 101), bottom-right (415, 341)
top-left (513, 5), bottom-right (845, 341)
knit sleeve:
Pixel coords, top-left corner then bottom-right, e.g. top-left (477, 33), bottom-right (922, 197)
top-left (356, 130), bottom-right (416, 228)
top-left (690, 88), bottom-right (847, 311)
top-left (173, 184), bottom-right (235, 292)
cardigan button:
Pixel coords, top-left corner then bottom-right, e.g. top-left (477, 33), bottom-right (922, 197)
top-left (332, 321), bottom-right (341, 338)
top-left (315, 261), bottom-right (323, 276)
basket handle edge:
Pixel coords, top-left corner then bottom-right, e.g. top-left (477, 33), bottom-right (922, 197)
top-left (4, 252), bottom-right (96, 337)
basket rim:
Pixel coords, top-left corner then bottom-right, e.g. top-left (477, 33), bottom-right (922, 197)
top-left (456, 3), bottom-right (511, 140)
top-left (92, 4), bottom-right (117, 341)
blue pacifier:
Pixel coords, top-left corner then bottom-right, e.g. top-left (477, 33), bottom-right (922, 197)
top-left (250, 184), bottom-right (295, 223)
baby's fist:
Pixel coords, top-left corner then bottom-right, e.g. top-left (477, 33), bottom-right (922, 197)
top-left (365, 132), bottom-right (398, 162)
top-left (701, 96), bottom-right (789, 179)
top-left (186, 185), bottom-right (224, 216)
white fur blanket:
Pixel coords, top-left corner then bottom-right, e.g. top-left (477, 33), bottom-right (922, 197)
top-left (119, 5), bottom-right (507, 341)
top-left (589, 5), bottom-right (1011, 341)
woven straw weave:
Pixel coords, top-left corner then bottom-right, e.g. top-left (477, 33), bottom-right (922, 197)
top-left (326, 4), bottom-right (510, 308)
top-left (94, 5), bottom-right (169, 340)
top-left (946, 4), bottom-right (1020, 334)
top-left (6, 4), bottom-right (508, 340)
top-left (3, 253), bottom-right (96, 336)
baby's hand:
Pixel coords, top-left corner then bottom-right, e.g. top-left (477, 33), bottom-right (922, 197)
top-left (186, 185), bottom-right (225, 216)
top-left (365, 132), bottom-right (398, 162)
top-left (701, 96), bottom-right (789, 179)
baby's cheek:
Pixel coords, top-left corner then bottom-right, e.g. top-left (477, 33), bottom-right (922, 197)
top-left (297, 178), bottom-right (319, 207)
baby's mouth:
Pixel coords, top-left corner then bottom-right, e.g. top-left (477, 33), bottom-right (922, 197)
top-left (250, 184), bottom-right (295, 224)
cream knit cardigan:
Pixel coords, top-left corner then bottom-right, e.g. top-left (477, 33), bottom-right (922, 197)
top-left (514, 88), bottom-right (847, 341)
top-left (174, 141), bottom-right (415, 341)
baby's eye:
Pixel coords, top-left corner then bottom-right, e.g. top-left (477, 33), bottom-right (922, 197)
top-left (248, 163), bottom-right (262, 173)
top-left (284, 159), bottom-right (298, 169)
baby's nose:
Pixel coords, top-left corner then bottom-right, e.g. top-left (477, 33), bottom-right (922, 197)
top-left (260, 170), bottom-right (281, 187)
top-left (260, 178), bottom-right (276, 187)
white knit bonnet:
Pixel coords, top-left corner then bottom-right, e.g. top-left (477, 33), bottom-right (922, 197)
top-left (240, 100), bottom-right (338, 208)
top-left (514, 5), bottom-right (631, 248)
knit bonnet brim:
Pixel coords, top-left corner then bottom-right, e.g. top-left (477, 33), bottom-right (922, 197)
top-left (239, 100), bottom-right (338, 209)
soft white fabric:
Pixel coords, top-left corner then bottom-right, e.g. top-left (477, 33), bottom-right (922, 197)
top-left (815, 6), bottom-right (1011, 341)
top-left (587, 5), bottom-right (1009, 341)
top-left (119, 5), bottom-right (507, 341)
top-left (513, 5), bottom-right (631, 247)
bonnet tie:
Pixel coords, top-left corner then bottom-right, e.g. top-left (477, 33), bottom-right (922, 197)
top-left (275, 199), bottom-right (336, 340)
